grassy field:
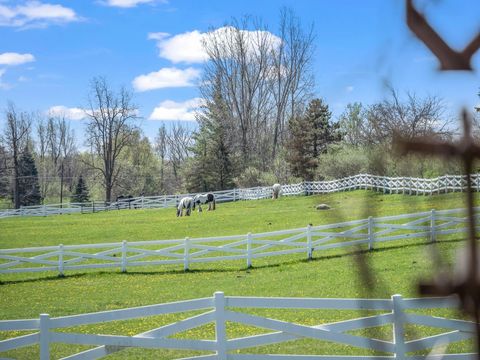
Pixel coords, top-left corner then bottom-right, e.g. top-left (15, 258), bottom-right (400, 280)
top-left (0, 191), bottom-right (476, 359)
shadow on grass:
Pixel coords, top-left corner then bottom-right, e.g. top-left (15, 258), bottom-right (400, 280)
top-left (0, 237), bottom-right (465, 285)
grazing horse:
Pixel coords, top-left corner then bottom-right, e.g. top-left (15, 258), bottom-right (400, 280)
top-left (272, 183), bottom-right (282, 199)
top-left (177, 196), bottom-right (194, 217)
top-left (193, 193), bottom-right (216, 212)
top-left (116, 195), bottom-right (137, 209)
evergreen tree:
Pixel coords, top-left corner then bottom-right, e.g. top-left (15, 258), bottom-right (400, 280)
top-left (185, 132), bottom-right (210, 192)
top-left (187, 76), bottom-right (235, 192)
top-left (207, 120), bottom-right (234, 190)
top-left (17, 148), bottom-right (42, 206)
top-left (286, 98), bottom-right (340, 180)
top-left (306, 98), bottom-right (338, 157)
top-left (72, 175), bottom-right (90, 203)
top-left (286, 114), bottom-right (317, 180)
top-left (0, 145), bottom-right (9, 199)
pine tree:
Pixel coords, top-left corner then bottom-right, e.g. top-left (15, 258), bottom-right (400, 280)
top-left (72, 175), bottom-right (90, 203)
top-left (207, 120), bottom-right (234, 190)
top-left (306, 98), bottom-right (336, 157)
top-left (286, 98), bottom-right (340, 180)
top-left (286, 114), bottom-right (317, 180)
top-left (0, 145), bottom-right (9, 199)
top-left (17, 148), bottom-right (42, 206)
top-left (187, 76), bottom-right (235, 192)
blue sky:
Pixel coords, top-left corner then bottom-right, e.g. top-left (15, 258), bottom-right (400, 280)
top-left (0, 0), bottom-right (479, 143)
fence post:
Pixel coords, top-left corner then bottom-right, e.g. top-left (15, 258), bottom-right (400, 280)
top-left (141, 196), bottom-right (145, 209)
top-left (121, 240), bottom-right (127, 273)
top-left (39, 313), bottom-right (50, 360)
top-left (58, 244), bottom-right (64, 277)
top-left (214, 292), bottom-right (227, 359)
top-left (233, 188), bottom-right (237, 202)
top-left (368, 216), bottom-right (374, 251)
top-left (306, 225), bottom-right (313, 260)
top-left (43, 205), bottom-right (46, 217)
top-left (392, 294), bottom-right (405, 360)
top-left (184, 237), bottom-right (190, 271)
top-left (246, 233), bottom-right (252, 268)
top-left (430, 209), bottom-right (436, 243)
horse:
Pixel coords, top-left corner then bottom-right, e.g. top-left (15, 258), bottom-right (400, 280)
top-left (116, 195), bottom-right (137, 209)
top-left (177, 196), bottom-right (194, 217)
top-left (192, 193), bottom-right (216, 212)
top-left (272, 183), bottom-right (282, 199)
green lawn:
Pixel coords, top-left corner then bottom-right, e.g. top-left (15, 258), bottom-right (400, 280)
top-left (0, 191), bottom-right (476, 359)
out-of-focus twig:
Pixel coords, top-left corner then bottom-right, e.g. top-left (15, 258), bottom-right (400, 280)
top-left (406, 0), bottom-right (480, 70)
top-left (394, 109), bottom-right (480, 356)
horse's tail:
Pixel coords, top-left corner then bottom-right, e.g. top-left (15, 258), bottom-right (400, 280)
top-left (176, 199), bottom-right (182, 217)
top-left (212, 197), bottom-right (216, 210)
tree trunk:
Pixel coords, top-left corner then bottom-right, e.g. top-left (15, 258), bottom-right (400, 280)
top-left (13, 146), bottom-right (20, 209)
top-left (60, 162), bottom-right (64, 208)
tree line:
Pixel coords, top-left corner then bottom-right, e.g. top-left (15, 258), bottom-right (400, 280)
top-left (0, 9), bottom-right (461, 209)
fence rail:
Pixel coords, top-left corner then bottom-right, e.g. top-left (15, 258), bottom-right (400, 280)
top-left (1, 207), bottom-right (477, 276)
top-left (0, 292), bottom-right (476, 359)
top-left (1, 173), bottom-right (479, 219)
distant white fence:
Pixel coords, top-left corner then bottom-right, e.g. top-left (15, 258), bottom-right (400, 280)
top-left (0, 292), bottom-right (476, 359)
top-left (0, 173), bottom-right (478, 219)
top-left (1, 207), bottom-right (477, 276)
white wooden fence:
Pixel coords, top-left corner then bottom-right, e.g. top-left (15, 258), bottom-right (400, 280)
top-left (0, 292), bottom-right (476, 359)
top-left (0, 173), bottom-right (478, 219)
top-left (1, 207), bottom-right (477, 276)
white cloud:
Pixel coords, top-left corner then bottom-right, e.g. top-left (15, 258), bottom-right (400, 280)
top-left (149, 26), bottom-right (282, 64)
top-left (149, 98), bottom-right (201, 121)
top-left (103, 0), bottom-right (163, 7)
top-left (153, 30), bottom-right (207, 63)
top-left (346, 85), bottom-right (354, 93)
top-left (148, 32), bottom-right (169, 41)
top-left (0, 52), bottom-right (35, 66)
top-left (47, 105), bottom-right (86, 120)
top-left (0, 1), bottom-right (80, 28)
top-left (132, 67), bottom-right (200, 92)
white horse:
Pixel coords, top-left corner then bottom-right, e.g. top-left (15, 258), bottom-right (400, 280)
top-left (272, 183), bottom-right (282, 199)
top-left (177, 196), bottom-right (194, 217)
top-left (193, 193), bottom-right (216, 212)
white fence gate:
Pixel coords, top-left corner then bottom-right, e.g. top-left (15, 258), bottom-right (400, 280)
top-left (0, 292), bottom-right (476, 359)
top-left (1, 173), bottom-right (478, 219)
top-left (1, 207), bottom-right (477, 276)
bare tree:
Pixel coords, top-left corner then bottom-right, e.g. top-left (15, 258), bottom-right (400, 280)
top-left (155, 125), bottom-right (167, 193)
top-left (201, 11), bottom-right (315, 169)
top-left (201, 17), bottom-right (276, 166)
top-left (270, 7), bottom-right (315, 158)
top-left (36, 118), bottom-right (51, 200)
top-left (47, 115), bottom-right (76, 205)
top-left (2, 102), bottom-right (32, 208)
top-left (165, 123), bottom-right (193, 185)
top-left (364, 88), bottom-right (449, 146)
top-left (84, 77), bottom-right (139, 202)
